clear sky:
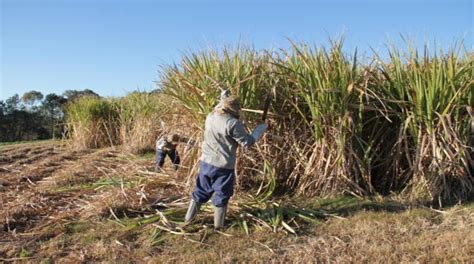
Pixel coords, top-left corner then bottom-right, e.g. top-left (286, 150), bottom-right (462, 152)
top-left (1, 0), bottom-right (472, 100)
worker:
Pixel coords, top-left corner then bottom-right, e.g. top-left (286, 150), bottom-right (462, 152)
top-left (155, 134), bottom-right (191, 171)
top-left (184, 95), bottom-right (268, 229)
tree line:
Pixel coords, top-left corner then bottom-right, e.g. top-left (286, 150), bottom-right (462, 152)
top-left (0, 89), bottom-right (99, 142)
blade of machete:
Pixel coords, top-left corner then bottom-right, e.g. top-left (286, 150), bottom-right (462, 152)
top-left (262, 94), bottom-right (272, 121)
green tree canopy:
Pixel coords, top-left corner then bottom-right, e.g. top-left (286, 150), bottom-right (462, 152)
top-left (22, 90), bottom-right (44, 109)
top-left (63, 89), bottom-right (99, 101)
top-left (4, 94), bottom-right (21, 113)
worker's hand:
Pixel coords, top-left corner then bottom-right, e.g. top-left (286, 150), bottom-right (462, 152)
top-left (264, 119), bottom-right (271, 129)
top-left (251, 123), bottom-right (268, 142)
top-left (256, 123), bottom-right (268, 132)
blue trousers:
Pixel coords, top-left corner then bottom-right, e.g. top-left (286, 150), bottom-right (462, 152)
top-left (192, 161), bottom-right (235, 207)
top-left (156, 149), bottom-right (180, 169)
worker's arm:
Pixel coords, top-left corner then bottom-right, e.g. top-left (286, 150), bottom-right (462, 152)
top-left (229, 119), bottom-right (267, 150)
top-left (156, 137), bottom-right (166, 150)
top-left (176, 136), bottom-right (196, 147)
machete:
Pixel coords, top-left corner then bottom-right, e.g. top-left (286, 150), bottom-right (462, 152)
top-left (261, 94), bottom-right (272, 121)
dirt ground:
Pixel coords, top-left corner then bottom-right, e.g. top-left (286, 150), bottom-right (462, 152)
top-left (1, 141), bottom-right (473, 263)
top-left (0, 140), bottom-right (184, 262)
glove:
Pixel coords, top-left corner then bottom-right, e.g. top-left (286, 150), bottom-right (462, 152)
top-left (251, 123), bottom-right (268, 142)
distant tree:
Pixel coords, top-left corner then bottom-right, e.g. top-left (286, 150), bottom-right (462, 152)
top-left (42, 93), bottom-right (68, 138)
top-left (21, 90), bottom-right (44, 110)
top-left (0, 101), bottom-right (5, 140)
top-left (2, 94), bottom-right (24, 140)
top-left (4, 94), bottom-right (21, 113)
top-left (0, 89), bottom-right (100, 142)
top-left (0, 100), bottom-right (5, 117)
top-left (0, 92), bottom-right (70, 142)
top-left (63, 89), bottom-right (99, 101)
top-left (43, 93), bottom-right (67, 118)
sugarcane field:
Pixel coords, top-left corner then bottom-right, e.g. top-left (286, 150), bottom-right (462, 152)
top-left (1, 1), bottom-right (473, 263)
top-left (1, 40), bottom-right (473, 262)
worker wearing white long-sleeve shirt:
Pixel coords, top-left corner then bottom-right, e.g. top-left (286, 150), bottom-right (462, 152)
top-left (184, 95), bottom-right (267, 229)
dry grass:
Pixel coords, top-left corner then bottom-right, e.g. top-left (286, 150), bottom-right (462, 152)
top-left (118, 92), bottom-right (172, 154)
top-left (65, 97), bottom-right (120, 150)
top-left (279, 206), bottom-right (473, 263)
top-left (1, 141), bottom-right (473, 262)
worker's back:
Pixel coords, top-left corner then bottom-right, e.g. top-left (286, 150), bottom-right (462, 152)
top-left (200, 111), bottom-right (255, 169)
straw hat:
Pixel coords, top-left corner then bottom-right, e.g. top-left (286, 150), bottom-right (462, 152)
top-left (215, 95), bottom-right (241, 118)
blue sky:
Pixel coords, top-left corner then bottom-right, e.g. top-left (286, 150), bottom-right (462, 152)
top-left (1, 0), bottom-right (472, 100)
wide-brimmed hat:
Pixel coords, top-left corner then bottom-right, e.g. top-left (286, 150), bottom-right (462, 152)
top-left (215, 95), bottom-right (241, 118)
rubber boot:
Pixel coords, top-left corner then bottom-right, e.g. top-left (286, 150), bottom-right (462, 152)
top-left (214, 205), bottom-right (227, 229)
top-left (184, 199), bottom-right (201, 223)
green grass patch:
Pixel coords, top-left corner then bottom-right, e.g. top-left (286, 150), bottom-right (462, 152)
top-left (0, 139), bottom-right (57, 148)
top-left (19, 247), bottom-right (31, 258)
top-left (55, 177), bottom-right (138, 193)
top-left (65, 221), bottom-right (92, 234)
top-left (136, 150), bottom-right (156, 160)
